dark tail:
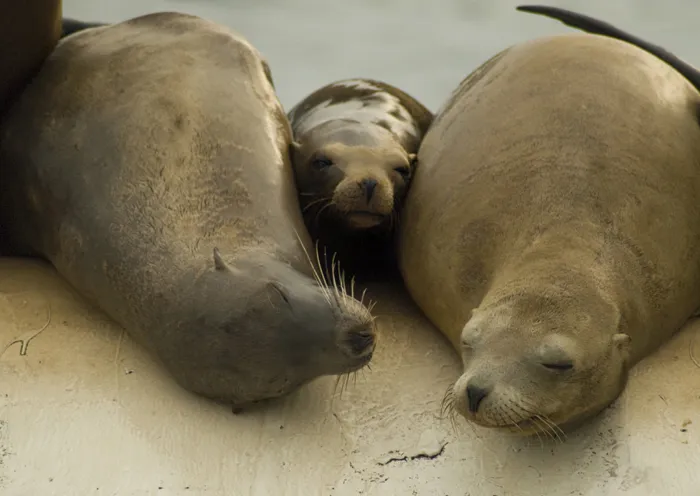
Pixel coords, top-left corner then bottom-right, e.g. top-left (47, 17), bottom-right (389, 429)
top-left (516, 5), bottom-right (700, 92)
top-left (61, 17), bottom-right (107, 39)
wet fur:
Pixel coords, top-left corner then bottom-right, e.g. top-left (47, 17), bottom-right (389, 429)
top-left (0, 12), bottom-right (376, 407)
top-left (400, 34), bottom-right (700, 437)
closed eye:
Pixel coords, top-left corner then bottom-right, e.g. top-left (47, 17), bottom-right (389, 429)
top-left (394, 166), bottom-right (411, 179)
top-left (311, 155), bottom-right (333, 170)
top-left (541, 362), bottom-right (574, 371)
top-left (269, 282), bottom-right (292, 306)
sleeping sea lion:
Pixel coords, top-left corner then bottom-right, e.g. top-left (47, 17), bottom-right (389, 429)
top-left (0, 12), bottom-right (376, 408)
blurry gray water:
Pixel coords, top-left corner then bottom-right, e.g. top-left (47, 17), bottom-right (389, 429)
top-left (63, 0), bottom-right (699, 112)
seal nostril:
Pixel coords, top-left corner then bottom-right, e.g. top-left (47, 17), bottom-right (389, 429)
top-left (465, 383), bottom-right (490, 413)
top-left (346, 328), bottom-right (375, 356)
top-left (359, 178), bottom-right (378, 202)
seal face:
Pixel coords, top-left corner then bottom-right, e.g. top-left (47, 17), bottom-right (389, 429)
top-left (400, 34), bottom-right (700, 437)
top-left (288, 78), bottom-right (432, 276)
top-left (0, 12), bottom-right (376, 407)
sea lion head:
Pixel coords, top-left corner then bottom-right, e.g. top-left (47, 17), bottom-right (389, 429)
top-left (163, 248), bottom-right (377, 407)
top-left (290, 119), bottom-right (416, 232)
top-left (445, 290), bottom-right (631, 438)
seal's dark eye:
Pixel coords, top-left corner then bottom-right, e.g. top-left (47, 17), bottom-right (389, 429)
top-left (312, 157), bottom-right (333, 170)
top-left (541, 362), bottom-right (574, 372)
top-left (394, 166), bottom-right (411, 179)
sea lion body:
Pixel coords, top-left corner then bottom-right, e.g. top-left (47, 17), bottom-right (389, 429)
top-left (399, 34), bottom-right (700, 435)
top-left (0, 12), bottom-right (376, 406)
top-left (288, 79), bottom-right (433, 277)
top-left (1, 0), bottom-right (62, 112)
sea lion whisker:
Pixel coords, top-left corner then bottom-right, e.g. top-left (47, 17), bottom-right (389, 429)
top-left (342, 371), bottom-right (351, 396)
top-left (325, 246), bottom-right (348, 308)
top-left (535, 414), bottom-right (563, 444)
top-left (302, 196), bottom-right (330, 213)
top-left (527, 416), bottom-right (550, 447)
top-left (313, 240), bottom-right (333, 303)
top-left (329, 250), bottom-right (342, 304)
top-left (293, 227), bottom-right (331, 303)
top-left (440, 383), bottom-right (456, 419)
top-left (690, 326), bottom-right (700, 369)
top-left (313, 202), bottom-right (334, 229)
top-left (503, 407), bottom-right (526, 436)
top-left (360, 288), bottom-right (368, 306)
top-left (536, 414), bottom-right (567, 443)
top-left (516, 402), bottom-right (566, 443)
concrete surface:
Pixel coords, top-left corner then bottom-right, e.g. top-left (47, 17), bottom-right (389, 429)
top-left (1, 257), bottom-right (699, 495)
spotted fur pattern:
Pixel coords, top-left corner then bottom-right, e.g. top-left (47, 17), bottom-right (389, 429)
top-left (288, 78), bottom-right (432, 151)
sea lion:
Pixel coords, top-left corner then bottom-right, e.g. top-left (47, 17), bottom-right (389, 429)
top-left (399, 34), bottom-right (700, 437)
top-left (287, 79), bottom-right (433, 278)
top-left (61, 17), bottom-right (107, 38)
top-left (0, 0), bottom-right (62, 112)
top-left (0, 12), bottom-right (376, 407)
top-left (516, 5), bottom-right (700, 90)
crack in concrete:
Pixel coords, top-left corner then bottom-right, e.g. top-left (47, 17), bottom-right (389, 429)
top-left (378, 442), bottom-right (447, 466)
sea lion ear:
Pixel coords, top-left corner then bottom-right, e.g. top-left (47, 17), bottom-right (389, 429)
top-left (612, 333), bottom-right (631, 353)
top-left (213, 248), bottom-right (233, 272)
top-left (408, 153), bottom-right (418, 167)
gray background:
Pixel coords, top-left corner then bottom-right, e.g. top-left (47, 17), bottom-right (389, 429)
top-left (63, 0), bottom-right (699, 112)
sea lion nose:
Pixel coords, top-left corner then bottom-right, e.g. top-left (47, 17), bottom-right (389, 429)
top-left (465, 382), bottom-right (491, 413)
top-left (359, 178), bottom-right (378, 202)
top-left (346, 326), bottom-right (376, 356)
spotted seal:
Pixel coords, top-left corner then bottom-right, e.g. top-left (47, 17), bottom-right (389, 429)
top-left (287, 78), bottom-right (433, 278)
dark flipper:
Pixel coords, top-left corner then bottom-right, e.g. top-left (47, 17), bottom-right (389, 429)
top-left (516, 5), bottom-right (700, 91)
top-left (61, 18), bottom-right (107, 39)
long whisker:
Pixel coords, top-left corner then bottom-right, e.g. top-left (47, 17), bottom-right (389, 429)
top-left (314, 202), bottom-right (334, 229)
top-left (302, 196), bottom-right (330, 213)
top-left (536, 414), bottom-right (566, 444)
top-left (292, 227), bottom-right (331, 304)
top-left (527, 416), bottom-right (548, 448)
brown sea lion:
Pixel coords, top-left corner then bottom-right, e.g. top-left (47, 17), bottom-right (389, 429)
top-left (399, 34), bottom-right (700, 437)
top-left (288, 78), bottom-right (433, 278)
top-left (0, 12), bottom-right (376, 408)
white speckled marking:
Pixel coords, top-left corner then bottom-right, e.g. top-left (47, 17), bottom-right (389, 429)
top-left (292, 79), bottom-right (420, 142)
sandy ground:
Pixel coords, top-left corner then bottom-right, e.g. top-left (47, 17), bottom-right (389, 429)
top-left (1, 257), bottom-right (699, 495)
